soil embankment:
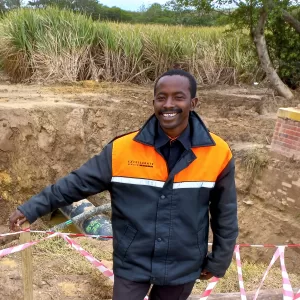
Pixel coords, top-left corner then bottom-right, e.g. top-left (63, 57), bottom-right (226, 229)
top-left (1, 77), bottom-right (299, 298)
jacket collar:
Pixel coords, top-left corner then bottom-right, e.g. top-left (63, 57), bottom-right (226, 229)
top-left (134, 111), bottom-right (215, 148)
top-left (155, 123), bottom-right (191, 150)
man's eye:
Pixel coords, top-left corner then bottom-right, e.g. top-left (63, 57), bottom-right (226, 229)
top-left (175, 96), bottom-right (184, 100)
top-left (157, 97), bottom-right (165, 101)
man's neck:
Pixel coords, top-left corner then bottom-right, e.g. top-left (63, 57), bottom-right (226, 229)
top-left (162, 124), bottom-right (188, 139)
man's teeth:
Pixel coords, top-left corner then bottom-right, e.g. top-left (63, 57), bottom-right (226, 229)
top-left (163, 113), bottom-right (177, 117)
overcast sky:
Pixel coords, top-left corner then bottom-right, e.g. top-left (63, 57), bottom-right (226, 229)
top-left (100, 0), bottom-right (168, 11)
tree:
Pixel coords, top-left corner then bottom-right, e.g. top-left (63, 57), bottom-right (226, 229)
top-left (252, 3), bottom-right (293, 99)
top-left (28, 0), bottom-right (100, 18)
top-left (0, 0), bottom-right (22, 12)
top-left (266, 7), bottom-right (300, 88)
top-left (28, 0), bottom-right (135, 22)
top-left (0, 1), bottom-right (6, 13)
top-left (168, 0), bottom-right (300, 99)
top-left (281, 8), bottom-right (300, 33)
top-left (144, 3), bottom-right (163, 22)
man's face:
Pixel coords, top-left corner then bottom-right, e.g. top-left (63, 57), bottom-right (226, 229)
top-left (153, 75), bottom-right (198, 137)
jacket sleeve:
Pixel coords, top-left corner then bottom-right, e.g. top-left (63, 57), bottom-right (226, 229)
top-left (17, 143), bottom-right (113, 224)
top-left (203, 157), bottom-right (238, 278)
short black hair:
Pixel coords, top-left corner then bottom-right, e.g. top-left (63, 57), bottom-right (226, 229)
top-left (154, 69), bottom-right (197, 98)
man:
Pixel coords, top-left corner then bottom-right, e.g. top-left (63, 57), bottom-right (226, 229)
top-left (9, 69), bottom-right (238, 300)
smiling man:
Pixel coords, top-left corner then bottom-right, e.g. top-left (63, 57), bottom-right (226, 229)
top-left (9, 69), bottom-right (238, 300)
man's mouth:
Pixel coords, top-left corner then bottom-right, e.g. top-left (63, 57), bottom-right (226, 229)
top-left (162, 112), bottom-right (178, 118)
top-left (159, 110), bottom-right (182, 120)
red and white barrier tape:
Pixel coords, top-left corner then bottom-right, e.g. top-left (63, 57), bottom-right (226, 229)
top-left (1, 229), bottom-right (300, 300)
top-left (252, 246), bottom-right (295, 300)
top-left (60, 234), bottom-right (219, 300)
top-left (239, 244), bottom-right (300, 248)
top-left (234, 245), bottom-right (247, 300)
top-left (198, 277), bottom-right (219, 300)
top-left (59, 233), bottom-right (115, 281)
top-left (279, 247), bottom-right (294, 300)
top-left (0, 232), bottom-right (59, 258)
top-left (0, 231), bottom-right (220, 300)
top-left (235, 245), bottom-right (297, 300)
top-left (0, 228), bottom-right (31, 237)
top-left (3, 229), bottom-right (300, 248)
top-left (0, 229), bottom-right (113, 239)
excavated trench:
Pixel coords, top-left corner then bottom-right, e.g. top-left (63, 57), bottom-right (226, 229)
top-left (0, 81), bottom-right (300, 298)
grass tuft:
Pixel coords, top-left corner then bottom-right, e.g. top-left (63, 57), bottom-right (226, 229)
top-left (240, 148), bottom-right (269, 179)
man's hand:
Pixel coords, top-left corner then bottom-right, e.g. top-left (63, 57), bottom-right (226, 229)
top-left (9, 209), bottom-right (28, 231)
top-left (200, 269), bottom-right (214, 280)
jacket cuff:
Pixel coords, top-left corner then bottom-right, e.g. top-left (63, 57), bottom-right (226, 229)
top-left (203, 259), bottom-right (226, 278)
top-left (17, 205), bottom-right (37, 224)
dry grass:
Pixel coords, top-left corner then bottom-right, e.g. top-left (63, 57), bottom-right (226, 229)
top-left (33, 234), bottom-right (113, 298)
top-left (234, 148), bottom-right (269, 192)
top-left (239, 148), bottom-right (269, 179)
top-left (2, 231), bottom-right (297, 297)
top-left (194, 259), bottom-right (299, 294)
top-left (0, 7), bottom-right (260, 85)
top-left (31, 234), bottom-right (299, 295)
top-left (34, 235), bottom-right (112, 274)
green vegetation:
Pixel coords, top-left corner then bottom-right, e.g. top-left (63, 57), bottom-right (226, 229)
top-left (170, 0), bottom-right (300, 94)
top-left (1, 1), bottom-right (300, 90)
top-left (0, 7), bottom-right (259, 84)
top-left (0, 0), bottom-right (228, 26)
top-left (267, 8), bottom-right (300, 89)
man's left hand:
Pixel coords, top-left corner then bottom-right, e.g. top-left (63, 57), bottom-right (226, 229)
top-left (200, 269), bottom-right (214, 280)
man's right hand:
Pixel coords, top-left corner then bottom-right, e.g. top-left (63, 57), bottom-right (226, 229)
top-left (9, 209), bottom-right (28, 231)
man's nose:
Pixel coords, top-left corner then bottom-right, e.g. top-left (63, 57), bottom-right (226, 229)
top-left (163, 96), bottom-right (174, 109)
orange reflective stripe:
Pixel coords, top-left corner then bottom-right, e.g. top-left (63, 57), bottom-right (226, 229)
top-left (112, 132), bottom-right (168, 181)
top-left (112, 131), bottom-right (232, 183)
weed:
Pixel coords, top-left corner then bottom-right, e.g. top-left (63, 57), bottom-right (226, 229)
top-left (240, 148), bottom-right (269, 181)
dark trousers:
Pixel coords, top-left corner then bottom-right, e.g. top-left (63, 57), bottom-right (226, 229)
top-left (113, 275), bottom-right (195, 300)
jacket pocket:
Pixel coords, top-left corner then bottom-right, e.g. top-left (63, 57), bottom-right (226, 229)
top-left (115, 224), bottom-right (138, 261)
top-left (197, 228), bottom-right (208, 261)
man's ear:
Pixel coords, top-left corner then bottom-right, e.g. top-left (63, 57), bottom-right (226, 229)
top-left (190, 98), bottom-right (198, 111)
